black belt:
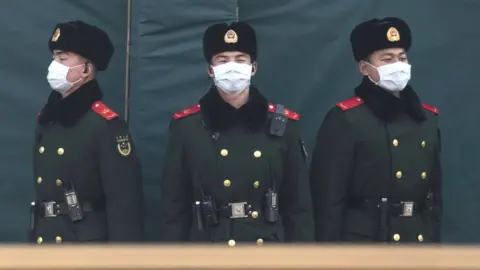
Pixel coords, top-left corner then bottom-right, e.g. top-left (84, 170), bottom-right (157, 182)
top-left (37, 201), bottom-right (101, 218)
top-left (348, 198), bottom-right (421, 217)
top-left (217, 202), bottom-right (251, 219)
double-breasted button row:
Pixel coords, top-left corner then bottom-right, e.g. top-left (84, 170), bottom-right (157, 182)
top-left (391, 139), bottom-right (427, 148)
top-left (392, 139), bottom-right (428, 180)
top-left (36, 236), bottom-right (62, 244)
top-left (227, 238), bottom-right (264, 246)
top-left (392, 233), bottom-right (423, 242)
top-left (395, 171), bottom-right (428, 180)
top-left (219, 149), bottom-right (262, 158)
top-left (36, 177), bottom-right (62, 186)
top-left (223, 179), bottom-right (260, 188)
top-left (38, 146), bottom-right (65, 155)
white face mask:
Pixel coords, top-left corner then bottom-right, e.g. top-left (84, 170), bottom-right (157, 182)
top-left (46, 61), bottom-right (84, 94)
top-left (368, 61), bottom-right (411, 92)
top-left (212, 62), bottom-right (252, 94)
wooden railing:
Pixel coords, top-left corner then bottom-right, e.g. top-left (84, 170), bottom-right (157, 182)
top-left (1, 245), bottom-right (480, 269)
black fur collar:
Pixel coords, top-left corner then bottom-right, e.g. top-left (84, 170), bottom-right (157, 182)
top-left (355, 77), bottom-right (426, 122)
top-left (199, 85), bottom-right (269, 132)
top-left (38, 80), bottom-right (103, 127)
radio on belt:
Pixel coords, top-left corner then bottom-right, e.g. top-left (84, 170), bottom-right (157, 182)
top-left (264, 188), bottom-right (279, 223)
top-left (64, 181), bottom-right (83, 222)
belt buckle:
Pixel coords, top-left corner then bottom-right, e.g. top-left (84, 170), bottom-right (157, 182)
top-left (401, 201), bottom-right (414, 217)
top-left (44, 201), bottom-right (57, 217)
top-left (229, 202), bottom-right (247, 219)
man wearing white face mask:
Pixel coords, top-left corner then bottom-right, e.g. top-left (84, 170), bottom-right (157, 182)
top-left (159, 22), bottom-right (314, 245)
top-left (32, 20), bottom-right (144, 244)
top-left (310, 17), bottom-right (442, 243)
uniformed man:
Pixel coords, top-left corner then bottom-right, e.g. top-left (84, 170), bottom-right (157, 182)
top-left (309, 17), bottom-right (442, 243)
top-left (159, 22), bottom-right (314, 245)
top-left (32, 20), bottom-right (144, 243)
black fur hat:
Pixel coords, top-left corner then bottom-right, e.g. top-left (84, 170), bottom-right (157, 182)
top-left (350, 17), bottom-right (411, 62)
top-left (203, 22), bottom-right (257, 62)
top-left (48, 20), bottom-right (114, 71)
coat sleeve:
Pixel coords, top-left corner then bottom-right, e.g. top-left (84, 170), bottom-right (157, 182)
top-left (98, 118), bottom-right (145, 242)
top-left (309, 107), bottom-right (355, 241)
top-left (159, 120), bottom-right (193, 241)
top-left (430, 127), bottom-right (442, 242)
top-left (279, 120), bottom-right (315, 242)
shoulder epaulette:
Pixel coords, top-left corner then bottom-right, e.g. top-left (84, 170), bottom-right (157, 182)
top-left (91, 101), bottom-right (119, 120)
top-left (336, 97), bottom-right (364, 111)
top-left (268, 103), bottom-right (300, 120)
top-left (173, 104), bottom-right (201, 120)
top-left (422, 103), bottom-right (440, 115)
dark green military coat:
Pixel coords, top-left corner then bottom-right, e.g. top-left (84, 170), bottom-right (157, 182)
top-left (32, 80), bottom-right (144, 243)
top-left (159, 86), bottom-right (314, 245)
top-left (310, 78), bottom-right (442, 243)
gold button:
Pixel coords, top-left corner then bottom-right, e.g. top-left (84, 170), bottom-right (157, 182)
top-left (253, 150), bottom-right (262, 158)
top-left (57, 148), bottom-right (64, 155)
top-left (223, 179), bottom-right (231, 187)
top-left (393, 234), bottom-right (400, 242)
top-left (228, 239), bottom-right (236, 247)
top-left (421, 172), bottom-right (427, 180)
top-left (36, 177), bottom-right (43, 184)
top-left (396, 171), bottom-right (402, 179)
top-left (251, 211), bottom-right (259, 218)
top-left (36, 237), bottom-right (43, 244)
top-left (253, 181), bottom-right (260, 188)
top-left (418, 234), bottom-right (424, 242)
top-left (220, 149), bottom-right (228, 157)
top-left (392, 139), bottom-right (399, 147)
top-left (256, 238), bottom-right (264, 245)
top-left (38, 146), bottom-right (45, 154)
top-left (421, 141), bottom-right (426, 148)
top-left (56, 179), bottom-right (62, 186)
top-left (55, 236), bottom-right (62, 243)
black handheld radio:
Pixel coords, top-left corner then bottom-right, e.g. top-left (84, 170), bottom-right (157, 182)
top-left (64, 181), bottom-right (83, 222)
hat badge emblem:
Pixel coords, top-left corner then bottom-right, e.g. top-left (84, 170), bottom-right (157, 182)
top-left (224, 29), bottom-right (238, 44)
top-left (386, 27), bottom-right (400, 42)
top-left (52, 28), bottom-right (61, 42)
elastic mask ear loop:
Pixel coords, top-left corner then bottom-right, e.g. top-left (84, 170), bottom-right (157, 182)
top-left (70, 63), bottom-right (89, 85)
top-left (364, 61), bottom-right (380, 85)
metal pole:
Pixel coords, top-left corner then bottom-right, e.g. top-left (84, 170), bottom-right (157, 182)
top-left (236, 1), bottom-right (239, 22)
top-left (124, 0), bottom-right (133, 122)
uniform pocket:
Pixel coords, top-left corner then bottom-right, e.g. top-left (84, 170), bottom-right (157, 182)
top-left (341, 208), bottom-right (378, 241)
top-left (70, 212), bottom-right (108, 242)
top-left (342, 232), bottom-right (376, 242)
top-left (258, 224), bottom-right (285, 243)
